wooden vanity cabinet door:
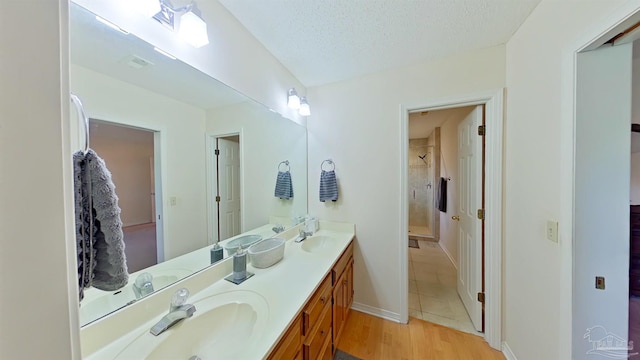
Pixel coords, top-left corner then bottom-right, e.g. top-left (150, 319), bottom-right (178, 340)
top-left (267, 315), bottom-right (302, 360)
top-left (346, 258), bottom-right (354, 312)
top-left (332, 245), bottom-right (354, 352)
top-left (332, 269), bottom-right (347, 346)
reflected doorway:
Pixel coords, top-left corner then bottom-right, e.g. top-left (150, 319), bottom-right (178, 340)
top-left (89, 119), bottom-right (163, 272)
top-left (209, 133), bottom-right (242, 243)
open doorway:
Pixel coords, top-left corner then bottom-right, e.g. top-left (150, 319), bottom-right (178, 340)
top-left (407, 106), bottom-right (483, 335)
top-left (89, 119), bottom-right (163, 273)
top-left (400, 89), bottom-right (504, 350)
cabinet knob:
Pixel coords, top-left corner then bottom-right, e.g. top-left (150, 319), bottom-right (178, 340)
top-left (320, 330), bottom-right (325, 336)
top-left (320, 296), bottom-right (326, 304)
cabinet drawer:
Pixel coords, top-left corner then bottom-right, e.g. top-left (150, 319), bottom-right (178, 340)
top-left (316, 329), bottom-right (334, 360)
top-left (332, 242), bottom-right (354, 285)
top-left (304, 304), bottom-right (332, 360)
top-left (303, 274), bottom-right (332, 336)
top-left (267, 315), bottom-right (301, 360)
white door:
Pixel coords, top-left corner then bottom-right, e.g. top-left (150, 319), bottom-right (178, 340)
top-left (217, 137), bottom-right (241, 241)
top-left (457, 105), bottom-right (483, 331)
top-left (574, 44), bottom-right (632, 356)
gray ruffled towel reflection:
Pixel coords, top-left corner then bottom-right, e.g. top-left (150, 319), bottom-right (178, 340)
top-left (74, 149), bottom-right (128, 301)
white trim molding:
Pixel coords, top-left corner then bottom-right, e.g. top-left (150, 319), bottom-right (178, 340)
top-left (351, 302), bottom-right (401, 323)
top-left (399, 89), bottom-right (504, 350)
top-left (502, 342), bottom-right (518, 360)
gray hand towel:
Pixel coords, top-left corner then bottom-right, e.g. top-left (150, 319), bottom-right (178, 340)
top-left (274, 171), bottom-right (294, 199)
top-left (85, 150), bottom-right (128, 291)
top-left (74, 149), bottom-right (128, 299)
top-left (319, 170), bottom-right (338, 202)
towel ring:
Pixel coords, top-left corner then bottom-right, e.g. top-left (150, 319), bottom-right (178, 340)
top-left (278, 160), bottom-right (290, 172)
top-left (321, 159), bottom-right (335, 171)
top-left (70, 93), bottom-right (90, 154)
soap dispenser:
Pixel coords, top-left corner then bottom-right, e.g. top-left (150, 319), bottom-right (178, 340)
top-left (210, 243), bottom-right (223, 264)
top-left (224, 245), bottom-right (254, 284)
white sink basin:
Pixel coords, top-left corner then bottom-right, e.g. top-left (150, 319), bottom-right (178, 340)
top-left (301, 236), bottom-right (334, 253)
top-left (114, 290), bottom-right (269, 360)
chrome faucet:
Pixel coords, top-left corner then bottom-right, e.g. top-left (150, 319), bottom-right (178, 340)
top-left (150, 288), bottom-right (196, 336)
top-left (295, 228), bottom-right (313, 243)
top-left (272, 224), bottom-right (285, 233)
top-left (132, 272), bottom-right (154, 299)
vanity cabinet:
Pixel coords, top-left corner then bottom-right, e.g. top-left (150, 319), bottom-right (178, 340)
top-left (332, 244), bottom-right (354, 351)
top-left (267, 315), bottom-right (302, 360)
top-left (267, 240), bottom-right (354, 360)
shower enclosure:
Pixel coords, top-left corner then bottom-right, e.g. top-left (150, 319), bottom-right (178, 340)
top-left (408, 139), bottom-right (435, 239)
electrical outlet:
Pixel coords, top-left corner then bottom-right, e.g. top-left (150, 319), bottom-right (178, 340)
top-left (169, 196), bottom-right (177, 206)
top-left (546, 220), bottom-right (558, 243)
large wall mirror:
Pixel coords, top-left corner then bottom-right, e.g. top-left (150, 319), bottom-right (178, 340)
top-left (70, 3), bottom-right (307, 326)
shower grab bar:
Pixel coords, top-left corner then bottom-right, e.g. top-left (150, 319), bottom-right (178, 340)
top-left (70, 93), bottom-right (89, 154)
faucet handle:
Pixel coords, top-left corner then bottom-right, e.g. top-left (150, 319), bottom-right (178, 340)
top-left (170, 288), bottom-right (190, 311)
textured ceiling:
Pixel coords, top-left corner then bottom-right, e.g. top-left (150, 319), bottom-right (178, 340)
top-left (218, 0), bottom-right (541, 86)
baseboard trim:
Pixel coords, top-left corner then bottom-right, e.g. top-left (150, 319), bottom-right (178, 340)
top-left (438, 242), bottom-right (458, 271)
top-left (351, 302), bottom-right (401, 323)
top-left (502, 341), bottom-right (518, 360)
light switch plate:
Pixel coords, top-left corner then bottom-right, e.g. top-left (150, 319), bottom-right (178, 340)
top-left (169, 196), bottom-right (177, 206)
top-left (546, 220), bottom-right (558, 243)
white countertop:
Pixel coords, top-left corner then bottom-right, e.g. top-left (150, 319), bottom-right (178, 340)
top-left (81, 221), bottom-right (355, 359)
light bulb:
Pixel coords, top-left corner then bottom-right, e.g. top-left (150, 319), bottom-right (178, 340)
top-left (287, 88), bottom-right (300, 109)
top-left (299, 97), bottom-right (311, 116)
top-left (178, 11), bottom-right (209, 48)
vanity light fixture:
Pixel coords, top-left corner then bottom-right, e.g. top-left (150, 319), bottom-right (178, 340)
top-left (95, 16), bottom-right (129, 35)
top-left (177, 11), bottom-right (209, 48)
top-left (299, 97), bottom-right (311, 117)
top-left (287, 88), bottom-right (301, 110)
top-left (133, 0), bottom-right (209, 48)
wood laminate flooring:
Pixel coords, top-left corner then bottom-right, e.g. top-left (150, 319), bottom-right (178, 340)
top-left (336, 310), bottom-right (505, 360)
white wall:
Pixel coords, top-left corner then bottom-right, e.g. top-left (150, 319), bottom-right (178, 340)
top-left (0, 1), bottom-right (80, 359)
top-left (72, 0), bottom-right (306, 125)
top-left (505, 1), bottom-right (632, 359)
top-left (307, 45), bottom-right (505, 318)
top-left (632, 43), bottom-right (640, 204)
top-left (90, 124), bottom-right (154, 227)
top-left (206, 102), bottom-right (308, 231)
top-left (71, 65), bottom-right (208, 261)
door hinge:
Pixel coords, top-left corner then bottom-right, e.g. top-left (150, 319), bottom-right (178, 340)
top-left (477, 292), bottom-right (485, 303)
top-left (215, 195), bottom-right (221, 202)
top-left (477, 209), bottom-right (485, 220)
top-left (214, 149), bottom-right (220, 156)
top-left (478, 125), bottom-right (486, 136)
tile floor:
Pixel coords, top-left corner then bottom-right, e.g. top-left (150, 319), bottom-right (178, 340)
top-left (408, 240), bottom-right (481, 335)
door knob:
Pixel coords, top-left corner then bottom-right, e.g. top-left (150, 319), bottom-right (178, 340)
top-left (451, 216), bottom-right (460, 221)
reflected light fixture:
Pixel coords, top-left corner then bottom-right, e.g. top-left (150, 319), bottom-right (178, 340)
top-left (287, 88), bottom-right (300, 110)
top-left (299, 97), bottom-right (311, 117)
top-left (178, 11), bottom-right (209, 48)
top-left (133, 0), bottom-right (209, 48)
